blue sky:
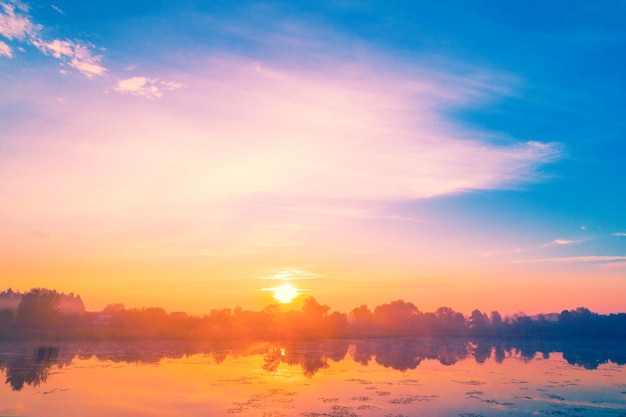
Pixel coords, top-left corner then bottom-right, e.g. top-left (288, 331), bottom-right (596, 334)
top-left (1, 0), bottom-right (625, 313)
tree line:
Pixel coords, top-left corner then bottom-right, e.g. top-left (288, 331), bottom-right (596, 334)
top-left (1, 288), bottom-right (625, 340)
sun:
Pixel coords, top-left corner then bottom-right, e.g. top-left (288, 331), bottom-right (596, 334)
top-left (272, 282), bottom-right (300, 304)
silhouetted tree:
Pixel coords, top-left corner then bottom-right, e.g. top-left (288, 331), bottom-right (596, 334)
top-left (3, 286), bottom-right (626, 341)
top-left (490, 311), bottom-right (503, 335)
top-left (373, 300), bottom-right (420, 336)
top-left (435, 307), bottom-right (466, 335)
top-left (15, 288), bottom-right (61, 329)
top-left (468, 309), bottom-right (489, 335)
top-left (59, 293), bottom-right (86, 314)
top-left (349, 305), bottom-right (373, 336)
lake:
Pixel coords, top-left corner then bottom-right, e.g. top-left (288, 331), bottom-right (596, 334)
top-left (1, 338), bottom-right (625, 416)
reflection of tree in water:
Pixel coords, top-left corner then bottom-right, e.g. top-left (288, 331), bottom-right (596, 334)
top-left (263, 341), bottom-right (350, 377)
top-left (377, 340), bottom-right (423, 370)
top-left (351, 340), bottom-right (374, 366)
top-left (363, 339), bottom-right (423, 371)
top-left (348, 339), bottom-right (472, 370)
top-left (1, 338), bottom-right (625, 387)
top-left (301, 351), bottom-right (329, 377)
top-left (5, 356), bottom-right (50, 391)
top-left (561, 340), bottom-right (626, 370)
top-left (262, 346), bottom-right (282, 373)
top-left (494, 344), bottom-right (506, 363)
top-left (516, 340), bottom-right (538, 362)
top-left (471, 341), bottom-right (492, 364)
top-left (436, 340), bottom-right (469, 366)
top-left (350, 338), bottom-right (626, 372)
top-left (3, 346), bottom-right (58, 391)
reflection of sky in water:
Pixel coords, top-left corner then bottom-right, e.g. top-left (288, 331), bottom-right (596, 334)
top-left (0, 339), bottom-right (625, 416)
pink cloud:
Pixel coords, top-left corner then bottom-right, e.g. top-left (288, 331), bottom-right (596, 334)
top-left (1, 2), bottom-right (106, 77)
top-left (0, 1), bottom-right (38, 40)
top-left (0, 56), bottom-right (561, 262)
top-left (1, 57), bottom-right (560, 207)
top-left (33, 38), bottom-right (106, 77)
top-left (115, 76), bottom-right (182, 99)
top-left (0, 39), bottom-right (10, 56)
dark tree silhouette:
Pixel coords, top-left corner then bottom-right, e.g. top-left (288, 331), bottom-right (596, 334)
top-left (468, 309), bottom-right (490, 335)
top-left (2, 287), bottom-right (626, 341)
top-left (435, 307), bottom-right (467, 335)
top-left (15, 288), bottom-right (61, 329)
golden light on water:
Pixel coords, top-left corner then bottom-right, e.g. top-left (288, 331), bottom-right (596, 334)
top-left (272, 282), bottom-right (300, 304)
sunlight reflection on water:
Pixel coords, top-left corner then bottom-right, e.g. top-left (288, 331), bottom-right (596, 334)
top-left (0, 338), bottom-right (625, 416)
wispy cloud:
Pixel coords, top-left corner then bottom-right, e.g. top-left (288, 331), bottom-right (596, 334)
top-left (0, 8), bottom-right (564, 266)
top-left (513, 256), bottom-right (626, 264)
top-left (1, 1), bottom-right (105, 76)
top-left (613, 232), bottom-right (626, 237)
top-left (0, 57), bottom-right (562, 217)
top-left (32, 38), bottom-right (106, 77)
top-left (0, 39), bottom-right (10, 56)
top-left (259, 269), bottom-right (321, 280)
top-left (1, 1), bottom-right (180, 94)
top-left (50, 4), bottom-right (64, 15)
top-left (154, 59), bottom-right (560, 202)
top-left (114, 77), bottom-right (182, 99)
top-left (543, 238), bottom-right (585, 247)
top-left (485, 237), bottom-right (588, 259)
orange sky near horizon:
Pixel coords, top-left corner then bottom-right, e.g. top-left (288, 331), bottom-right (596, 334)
top-left (3, 251), bottom-right (625, 316)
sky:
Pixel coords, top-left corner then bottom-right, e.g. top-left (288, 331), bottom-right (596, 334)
top-left (1, 0), bottom-right (625, 315)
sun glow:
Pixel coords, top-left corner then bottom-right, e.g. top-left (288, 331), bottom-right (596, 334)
top-left (272, 282), bottom-right (300, 304)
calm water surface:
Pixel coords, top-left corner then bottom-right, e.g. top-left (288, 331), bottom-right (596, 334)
top-left (1, 339), bottom-right (625, 416)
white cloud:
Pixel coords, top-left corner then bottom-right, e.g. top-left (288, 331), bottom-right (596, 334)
top-left (1, 2), bottom-right (106, 77)
top-left (50, 4), bottom-right (64, 15)
top-left (513, 256), bottom-right (626, 264)
top-left (36, 38), bottom-right (72, 58)
top-left (0, 39), bottom-right (10, 56)
top-left (259, 268), bottom-right (321, 280)
top-left (613, 232), bottom-right (626, 237)
top-left (544, 238), bottom-right (584, 247)
top-left (33, 38), bottom-right (106, 77)
top-left (0, 1), bottom-right (38, 40)
top-left (114, 76), bottom-right (182, 99)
